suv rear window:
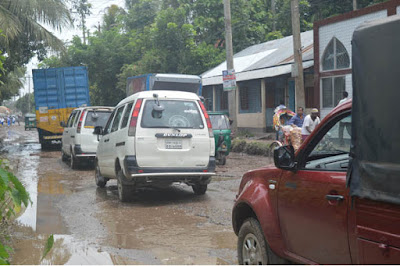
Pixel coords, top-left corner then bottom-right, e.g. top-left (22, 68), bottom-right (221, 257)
top-left (141, 100), bottom-right (204, 129)
top-left (84, 111), bottom-right (112, 128)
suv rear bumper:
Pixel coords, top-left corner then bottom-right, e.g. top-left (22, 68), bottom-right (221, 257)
top-left (74, 145), bottom-right (96, 158)
top-left (123, 156), bottom-right (216, 182)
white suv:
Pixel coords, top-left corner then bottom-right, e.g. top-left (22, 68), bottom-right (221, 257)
top-left (61, 106), bottom-right (114, 169)
top-left (94, 90), bottom-right (216, 201)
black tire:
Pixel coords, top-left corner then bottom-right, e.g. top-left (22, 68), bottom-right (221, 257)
top-left (95, 161), bottom-right (107, 188)
top-left (238, 218), bottom-right (287, 265)
top-left (117, 170), bottom-right (134, 202)
top-left (70, 152), bottom-right (79, 170)
top-left (192, 183), bottom-right (207, 195)
top-left (61, 149), bottom-right (68, 162)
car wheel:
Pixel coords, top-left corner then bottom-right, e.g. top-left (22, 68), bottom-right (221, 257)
top-left (70, 152), bottom-right (78, 170)
top-left (192, 183), bottom-right (207, 195)
top-left (95, 161), bottom-right (107, 188)
top-left (238, 218), bottom-right (287, 265)
top-left (61, 149), bottom-right (68, 162)
top-left (117, 170), bottom-right (133, 202)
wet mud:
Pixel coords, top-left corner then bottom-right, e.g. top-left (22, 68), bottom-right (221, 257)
top-left (1, 125), bottom-right (271, 264)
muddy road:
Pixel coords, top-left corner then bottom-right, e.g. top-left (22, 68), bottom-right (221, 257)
top-left (1, 125), bottom-right (271, 265)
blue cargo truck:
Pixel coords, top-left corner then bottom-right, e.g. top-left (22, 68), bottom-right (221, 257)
top-left (33, 66), bottom-right (90, 149)
top-left (126, 73), bottom-right (202, 96)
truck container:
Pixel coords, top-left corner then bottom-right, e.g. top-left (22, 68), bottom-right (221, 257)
top-left (33, 66), bottom-right (90, 149)
top-left (126, 73), bottom-right (202, 96)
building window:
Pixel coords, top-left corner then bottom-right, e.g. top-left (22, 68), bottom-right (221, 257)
top-left (240, 87), bottom-right (249, 110)
top-left (322, 76), bottom-right (345, 108)
top-left (322, 38), bottom-right (350, 71)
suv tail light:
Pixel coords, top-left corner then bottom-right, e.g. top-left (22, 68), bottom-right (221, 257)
top-left (76, 110), bottom-right (86, 134)
top-left (198, 101), bottom-right (213, 137)
top-left (128, 98), bottom-right (143, 136)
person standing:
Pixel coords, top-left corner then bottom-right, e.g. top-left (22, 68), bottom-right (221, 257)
top-left (338, 91), bottom-right (349, 105)
top-left (301, 108), bottom-right (320, 142)
top-left (288, 107), bottom-right (305, 127)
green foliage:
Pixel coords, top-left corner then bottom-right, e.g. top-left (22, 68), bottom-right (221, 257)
top-left (15, 93), bottom-right (34, 115)
top-left (245, 142), bottom-right (270, 156)
top-left (38, 0), bottom-right (387, 106)
top-left (0, 160), bottom-right (31, 264)
top-left (41, 235), bottom-right (54, 262)
top-left (231, 139), bottom-right (247, 153)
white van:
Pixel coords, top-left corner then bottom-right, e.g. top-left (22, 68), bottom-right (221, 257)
top-left (94, 90), bottom-right (216, 201)
top-left (61, 106), bottom-right (114, 169)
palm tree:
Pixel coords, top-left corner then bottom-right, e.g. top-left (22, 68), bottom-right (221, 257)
top-left (0, 0), bottom-right (73, 51)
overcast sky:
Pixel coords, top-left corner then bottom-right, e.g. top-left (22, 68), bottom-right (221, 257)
top-left (21, 0), bottom-right (125, 96)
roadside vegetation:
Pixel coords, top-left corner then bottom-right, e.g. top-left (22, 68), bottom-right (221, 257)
top-left (38, 0), bottom-right (387, 106)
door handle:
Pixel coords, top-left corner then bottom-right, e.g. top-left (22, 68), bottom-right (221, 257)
top-left (325, 195), bottom-right (344, 201)
top-left (104, 139), bottom-right (110, 142)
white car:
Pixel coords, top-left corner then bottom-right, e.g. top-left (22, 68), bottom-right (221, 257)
top-left (94, 90), bottom-right (216, 201)
top-left (61, 106), bottom-right (114, 169)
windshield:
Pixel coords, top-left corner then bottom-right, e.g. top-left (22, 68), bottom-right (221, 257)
top-left (84, 111), bottom-right (112, 128)
top-left (141, 100), bottom-right (204, 129)
top-left (209, 114), bottom-right (230, 130)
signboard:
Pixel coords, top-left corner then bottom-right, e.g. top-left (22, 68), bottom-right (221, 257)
top-left (223, 69), bottom-right (236, 91)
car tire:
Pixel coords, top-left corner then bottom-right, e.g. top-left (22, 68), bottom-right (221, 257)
top-left (117, 170), bottom-right (134, 202)
top-left (238, 218), bottom-right (288, 265)
top-left (61, 149), bottom-right (68, 162)
top-left (192, 183), bottom-right (207, 195)
top-left (70, 152), bottom-right (79, 170)
top-left (95, 161), bottom-right (107, 188)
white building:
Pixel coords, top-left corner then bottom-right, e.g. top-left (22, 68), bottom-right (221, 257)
top-left (314, 0), bottom-right (400, 118)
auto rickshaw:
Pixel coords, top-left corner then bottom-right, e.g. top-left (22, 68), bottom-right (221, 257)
top-left (24, 113), bottom-right (37, 130)
top-left (208, 111), bottom-right (232, 165)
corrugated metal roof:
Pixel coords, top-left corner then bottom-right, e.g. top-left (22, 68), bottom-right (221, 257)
top-left (202, 30), bottom-right (314, 86)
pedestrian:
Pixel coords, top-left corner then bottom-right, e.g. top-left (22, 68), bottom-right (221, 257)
top-left (12, 116), bottom-right (15, 125)
top-left (7, 116), bottom-right (10, 127)
top-left (0, 117), bottom-right (3, 126)
top-left (16, 115), bottom-right (20, 126)
top-left (288, 107), bottom-right (305, 128)
top-left (301, 108), bottom-right (320, 142)
top-left (337, 91), bottom-right (351, 146)
top-left (338, 91), bottom-right (349, 105)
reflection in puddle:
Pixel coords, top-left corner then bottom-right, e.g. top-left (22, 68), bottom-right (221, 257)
top-left (11, 234), bottom-right (133, 265)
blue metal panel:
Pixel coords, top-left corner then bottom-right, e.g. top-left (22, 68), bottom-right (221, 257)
top-left (33, 66), bottom-right (90, 110)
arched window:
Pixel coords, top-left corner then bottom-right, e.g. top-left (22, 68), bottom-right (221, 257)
top-left (322, 38), bottom-right (350, 71)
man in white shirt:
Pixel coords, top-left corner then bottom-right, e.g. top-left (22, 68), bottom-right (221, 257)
top-left (338, 91), bottom-right (349, 105)
top-left (301, 108), bottom-right (320, 142)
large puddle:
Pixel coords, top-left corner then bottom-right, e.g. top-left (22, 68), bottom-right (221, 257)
top-left (2, 126), bottom-right (239, 264)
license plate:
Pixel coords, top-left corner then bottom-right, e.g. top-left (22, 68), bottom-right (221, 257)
top-left (165, 140), bottom-right (182, 149)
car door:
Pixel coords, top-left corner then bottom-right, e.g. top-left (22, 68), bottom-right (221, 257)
top-left (62, 111), bottom-right (77, 155)
top-left (102, 106), bottom-right (125, 177)
top-left (277, 112), bottom-right (352, 264)
top-left (97, 109), bottom-right (116, 177)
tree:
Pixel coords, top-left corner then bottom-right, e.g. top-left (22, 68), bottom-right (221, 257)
top-left (71, 0), bottom-right (92, 45)
top-left (16, 93), bottom-right (35, 114)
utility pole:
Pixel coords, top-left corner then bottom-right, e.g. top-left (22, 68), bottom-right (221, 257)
top-left (353, 0), bottom-right (357, 10)
top-left (291, 0), bottom-right (305, 109)
top-left (223, 0), bottom-right (237, 131)
top-left (224, 0), bottom-right (237, 132)
top-left (271, 0), bottom-right (276, 32)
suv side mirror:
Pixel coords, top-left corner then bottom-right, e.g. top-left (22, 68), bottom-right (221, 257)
top-left (60, 121), bottom-right (66, 127)
top-left (274, 145), bottom-right (296, 170)
top-left (93, 126), bottom-right (103, 135)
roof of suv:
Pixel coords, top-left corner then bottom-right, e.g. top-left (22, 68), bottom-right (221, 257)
top-left (74, 106), bottom-right (114, 111)
top-left (117, 90), bottom-right (200, 107)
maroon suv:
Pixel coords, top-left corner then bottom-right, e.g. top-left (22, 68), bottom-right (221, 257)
top-left (232, 100), bottom-right (400, 264)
